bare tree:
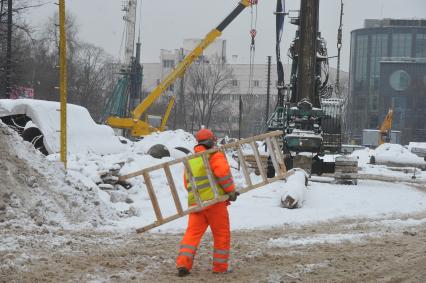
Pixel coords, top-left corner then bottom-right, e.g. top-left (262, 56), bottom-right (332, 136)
top-left (185, 56), bottom-right (235, 130)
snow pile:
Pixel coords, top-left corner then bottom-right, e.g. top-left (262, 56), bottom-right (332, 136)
top-left (0, 122), bottom-right (117, 229)
top-left (350, 148), bottom-right (373, 166)
top-left (408, 142), bottom-right (426, 157)
top-left (374, 143), bottom-right (426, 167)
top-left (0, 99), bottom-right (125, 155)
top-left (132, 129), bottom-right (195, 155)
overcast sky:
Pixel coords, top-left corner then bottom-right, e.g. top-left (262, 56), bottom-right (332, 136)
top-left (27, 0), bottom-right (426, 71)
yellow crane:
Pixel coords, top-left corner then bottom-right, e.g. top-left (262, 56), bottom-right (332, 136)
top-left (107, 0), bottom-right (257, 137)
top-left (378, 108), bottom-right (393, 145)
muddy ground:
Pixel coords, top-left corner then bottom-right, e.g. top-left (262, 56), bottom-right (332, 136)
top-left (1, 212), bottom-right (426, 283)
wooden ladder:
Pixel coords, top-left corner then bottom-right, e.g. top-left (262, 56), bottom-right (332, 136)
top-left (118, 130), bottom-right (294, 233)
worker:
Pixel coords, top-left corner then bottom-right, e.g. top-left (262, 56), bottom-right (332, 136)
top-left (176, 128), bottom-right (239, 277)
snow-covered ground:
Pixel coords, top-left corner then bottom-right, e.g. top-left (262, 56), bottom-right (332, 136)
top-left (351, 147), bottom-right (425, 180)
top-left (1, 99), bottom-right (426, 236)
top-left (53, 130), bottom-right (426, 234)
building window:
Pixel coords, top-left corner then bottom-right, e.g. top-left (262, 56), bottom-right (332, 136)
top-left (416, 33), bottom-right (426, 58)
top-left (231, 80), bottom-right (239, 87)
top-left (355, 35), bottom-right (368, 86)
top-left (370, 34), bottom-right (388, 89)
top-left (163, 60), bottom-right (175, 68)
top-left (392, 33), bottom-right (412, 57)
top-left (369, 95), bottom-right (378, 111)
top-left (389, 70), bottom-right (411, 91)
top-left (253, 80), bottom-right (260, 87)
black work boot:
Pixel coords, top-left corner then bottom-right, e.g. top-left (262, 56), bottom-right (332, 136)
top-left (177, 267), bottom-right (190, 277)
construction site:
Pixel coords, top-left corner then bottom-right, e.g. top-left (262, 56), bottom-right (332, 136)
top-left (1, 0), bottom-right (426, 282)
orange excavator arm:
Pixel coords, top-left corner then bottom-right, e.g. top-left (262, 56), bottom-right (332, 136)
top-left (379, 109), bottom-right (393, 145)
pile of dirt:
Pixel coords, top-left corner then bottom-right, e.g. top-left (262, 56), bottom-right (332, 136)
top-left (0, 122), bottom-right (116, 229)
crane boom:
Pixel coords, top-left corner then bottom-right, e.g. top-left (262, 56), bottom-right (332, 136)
top-left (108, 0), bottom-right (255, 137)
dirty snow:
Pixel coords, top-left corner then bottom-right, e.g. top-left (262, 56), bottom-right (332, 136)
top-left (0, 121), bottom-right (117, 229)
top-left (268, 232), bottom-right (380, 247)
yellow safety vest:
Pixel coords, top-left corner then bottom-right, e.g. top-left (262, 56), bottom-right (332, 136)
top-left (186, 156), bottom-right (225, 206)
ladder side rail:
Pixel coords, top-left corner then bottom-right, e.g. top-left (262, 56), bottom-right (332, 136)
top-left (271, 136), bottom-right (287, 174)
top-left (136, 169), bottom-right (296, 233)
top-left (119, 131), bottom-right (284, 181)
top-left (142, 172), bottom-right (163, 223)
top-left (236, 145), bottom-right (253, 186)
top-left (250, 141), bottom-right (267, 182)
top-left (201, 153), bottom-right (220, 198)
top-left (265, 137), bottom-right (281, 176)
top-left (163, 164), bottom-right (184, 216)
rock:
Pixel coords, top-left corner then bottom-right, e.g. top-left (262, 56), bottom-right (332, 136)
top-left (0, 201), bottom-right (6, 211)
top-left (90, 220), bottom-right (98, 228)
top-left (27, 176), bottom-right (38, 187)
top-left (93, 200), bottom-right (100, 206)
top-left (403, 231), bottom-right (417, 236)
top-left (35, 216), bottom-right (44, 226)
top-left (126, 206), bottom-right (141, 217)
top-left (110, 191), bottom-right (128, 203)
top-left (125, 197), bottom-right (134, 204)
top-left (98, 183), bottom-right (115, 190)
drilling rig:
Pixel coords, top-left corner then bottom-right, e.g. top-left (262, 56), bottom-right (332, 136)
top-left (267, 0), bottom-right (345, 177)
top-left (101, 0), bottom-right (144, 130)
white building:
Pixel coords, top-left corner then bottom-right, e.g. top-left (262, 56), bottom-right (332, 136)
top-left (142, 39), bottom-right (347, 137)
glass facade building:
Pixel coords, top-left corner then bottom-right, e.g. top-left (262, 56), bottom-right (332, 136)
top-left (347, 19), bottom-right (426, 144)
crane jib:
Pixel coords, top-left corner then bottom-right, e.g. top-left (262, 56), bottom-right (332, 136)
top-left (216, 3), bottom-right (248, 32)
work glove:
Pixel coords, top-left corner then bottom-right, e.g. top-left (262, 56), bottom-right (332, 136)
top-left (227, 191), bottom-right (239, 202)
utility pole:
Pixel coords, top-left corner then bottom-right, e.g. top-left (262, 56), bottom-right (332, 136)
top-left (336, 0), bottom-right (344, 96)
top-left (297, 0), bottom-right (320, 107)
top-left (59, 0), bottom-right (67, 168)
top-left (178, 48), bottom-right (186, 130)
top-left (238, 95), bottom-right (243, 139)
top-left (5, 0), bottom-right (12, 98)
top-left (265, 56), bottom-right (272, 130)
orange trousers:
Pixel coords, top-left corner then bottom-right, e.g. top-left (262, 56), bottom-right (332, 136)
top-left (176, 201), bottom-right (230, 273)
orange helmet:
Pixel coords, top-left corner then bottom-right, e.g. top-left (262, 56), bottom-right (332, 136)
top-left (195, 128), bottom-right (215, 142)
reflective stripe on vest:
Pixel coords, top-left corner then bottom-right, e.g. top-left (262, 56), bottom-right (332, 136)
top-left (186, 156), bottom-right (225, 206)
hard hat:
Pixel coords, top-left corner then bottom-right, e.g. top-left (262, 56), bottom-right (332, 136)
top-left (195, 128), bottom-right (215, 142)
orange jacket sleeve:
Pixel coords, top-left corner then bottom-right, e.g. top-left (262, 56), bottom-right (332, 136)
top-left (210, 151), bottom-right (235, 193)
top-left (183, 171), bottom-right (187, 189)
